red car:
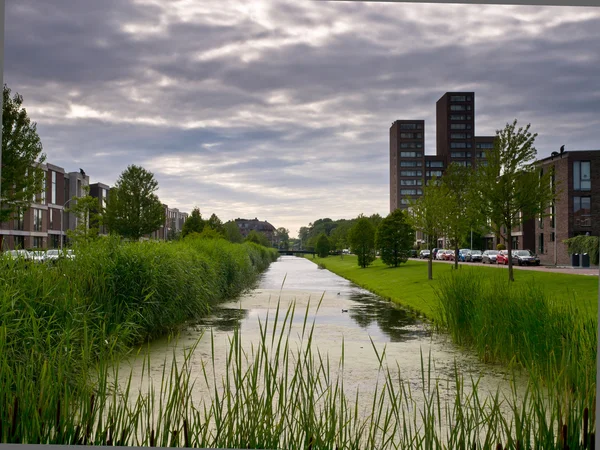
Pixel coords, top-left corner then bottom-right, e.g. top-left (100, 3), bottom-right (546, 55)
top-left (496, 250), bottom-right (509, 265)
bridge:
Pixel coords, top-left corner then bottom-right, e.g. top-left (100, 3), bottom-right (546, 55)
top-left (277, 249), bottom-right (316, 256)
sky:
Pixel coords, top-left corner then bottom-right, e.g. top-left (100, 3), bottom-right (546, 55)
top-left (4, 1), bottom-right (600, 237)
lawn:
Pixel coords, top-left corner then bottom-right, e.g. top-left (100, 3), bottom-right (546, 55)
top-left (306, 255), bottom-right (599, 321)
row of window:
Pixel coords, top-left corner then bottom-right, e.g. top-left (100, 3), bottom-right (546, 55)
top-left (400, 189), bottom-right (423, 195)
top-left (401, 179), bottom-right (423, 186)
top-left (398, 123), bottom-right (423, 130)
top-left (400, 143), bottom-right (423, 149)
top-left (451, 152), bottom-right (471, 158)
top-left (450, 105), bottom-right (472, 111)
top-left (450, 133), bottom-right (472, 139)
top-left (13, 208), bottom-right (63, 232)
top-left (400, 133), bottom-right (423, 139)
top-left (450, 124), bottom-right (473, 130)
top-left (400, 170), bottom-right (422, 177)
top-left (400, 151), bottom-right (423, 158)
top-left (450, 95), bottom-right (472, 102)
top-left (450, 115), bottom-right (472, 121)
top-left (476, 142), bottom-right (494, 149)
top-left (450, 142), bottom-right (473, 149)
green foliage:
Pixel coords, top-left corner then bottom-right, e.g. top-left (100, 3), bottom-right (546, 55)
top-left (223, 220), bottom-right (244, 243)
top-left (245, 229), bottom-right (271, 248)
top-left (276, 227), bottom-right (290, 249)
top-left (563, 235), bottom-right (599, 264)
top-left (1, 84), bottom-right (46, 226)
top-left (65, 185), bottom-right (102, 245)
top-left (348, 216), bottom-right (376, 268)
top-left (375, 209), bottom-right (414, 267)
top-left (315, 233), bottom-right (330, 258)
top-left (196, 226), bottom-right (226, 240)
top-left (475, 120), bottom-right (556, 281)
top-left (496, 243), bottom-right (506, 250)
top-left (104, 165), bottom-right (165, 240)
top-left (206, 213), bottom-right (225, 236)
top-left (182, 208), bottom-right (205, 238)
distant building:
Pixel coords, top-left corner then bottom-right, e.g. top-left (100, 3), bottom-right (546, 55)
top-left (235, 218), bottom-right (277, 245)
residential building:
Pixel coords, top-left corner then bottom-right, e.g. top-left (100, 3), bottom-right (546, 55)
top-left (89, 182), bottom-right (111, 235)
top-left (235, 218), bottom-right (277, 245)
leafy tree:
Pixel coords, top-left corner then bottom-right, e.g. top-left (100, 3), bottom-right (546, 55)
top-left (246, 229), bottom-right (270, 247)
top-left (315, 233), bottom-right (331, 258)
top-left (65, 185), bottom-right (102, 244)
top-left (407, 177), bottom-right (448, 280)
top-left (476, 120), bottom-right (556, 282)
top-left (440, 163), bottom-right (483, 269)
top-left (196, 226), bottom-right (225, 240)
top-left (376, 209), bottom-right (414, 267)
top-left (206, 213), bottom-right (225, 236)
top-left (181, 208), bottom-right (205, 238)
top-left (348, 216), bottom-right (376, 268)
top-left (276, 227), bottom-right (290, 249)
top-left (223, 220), bottom-right (244, 243)
top-left (104, 165), bottom-right (165, 240)
top-left (1, 85), bottom-right (46, 249)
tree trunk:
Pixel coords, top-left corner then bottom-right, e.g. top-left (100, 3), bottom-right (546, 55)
top-left (428, 252), bottom-right (433, 280)
top-left (507, 228), bottom-right (514, 282)
top-left (454, 243), bottom-right (459, 270)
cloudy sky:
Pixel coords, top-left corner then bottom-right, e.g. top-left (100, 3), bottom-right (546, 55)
top-left (4, 1), bottom-right (600, 237)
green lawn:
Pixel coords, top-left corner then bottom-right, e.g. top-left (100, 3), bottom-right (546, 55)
top-left (306, 255), bottom-right (599, 321)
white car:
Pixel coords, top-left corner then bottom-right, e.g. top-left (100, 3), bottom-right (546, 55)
top-left (4, 249), bottom-right (33, 261)
top-left (436, 249), bottom-right (447, 260)
top-left (30, 250), bottom-right (47, 263)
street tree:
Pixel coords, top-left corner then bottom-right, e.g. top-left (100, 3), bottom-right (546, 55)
top-left (104, 165), bottom-right (165, 240)
top-left (182, 208), bottom-right (205, 238)
top-left (315, 232), bottom-right (330, 258)
top-left (440, 163), bottom-right (484, 269)
top-left (348, 216), bottom-right (376, 268)
top-left (376, 209), bottom-right (415, 267)
top-left (1, 85), bottom-right (46, 249)
top-left (223, 220), bottom-right (244, 243)
top-left (407, 177), bottom-right (448, 280)
top-left (476, 120), bottom-right (556, 281)
top-left (65, 185), bottom-right (102, 244)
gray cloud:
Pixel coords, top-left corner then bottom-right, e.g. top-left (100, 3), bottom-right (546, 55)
top-left (4, 0), bottom-right (600, 235)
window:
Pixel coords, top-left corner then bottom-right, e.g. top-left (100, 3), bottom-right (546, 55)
top-left (400, 170), bottom-right (422, 177)
top-left (451, 124), bottom-right (466, 130)
top-left (33, 237), bottom-right (43, 248)
top-left (49, 208), bottom-right (54, 230)
top-left (400, 189), bottom-right (417, 195)
top-left (427, 161), bottom-right (444, 168)
top-left (453, 161), bottom-right (471, 167)
top-left (427, 170), bottom-right (443, 177)
top-left (550, 232), bottom-right (555, 242)
top-left (476, 151), bottom-right (487, 158)
top-left (450, 115), bottom-right (466, 120)
top-left (538, 233), bottom-right (544, 254)
top-left (14, 236), bottom-right (25, 250)
top-left (400, 199), bottom-right (411, 205)
top-left (450, 95), bottom-right (466, 101)
top-left (401, 179), bottom-right (422, 186)
top-left (477, 142), bottom-right (494, 149)
top-left (400, 161), bottom-right (422, 167)
top-left (400, 143), bottom-right (420, 149)
top-left (51, 171), bottom-right (57, 204)
top-left (399, 123), bottom-right (417, 130)
top-left (574, 196), bottom-right (591, 216)
top-left (451, 152), bottom-right (466, 158)
top-left (450, 105), bottom-right (465, 111)
top-left (573, 161), bottom-right (591, 190)
top-left (400, 152), bottom-right (422, 158)
top-left (511, 236), bottom-right (519, 250)
top-left (451, 133), bottom-right (467, 139)
top-left (550, 203), bottom-right (555, 228)
top-left (33, 209), bottom-right (44, 232)
top-left (41, 171), bottom-right (46, 204)
top-left (451, 142), bottom-right (467, 149)
top-left (14, 208), bottom-right (24, 231)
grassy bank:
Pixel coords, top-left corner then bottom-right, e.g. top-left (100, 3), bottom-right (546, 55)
top-left (0, 235), bottom-right (278, 443)
top-left (308, 255), bottom-right (598, 321)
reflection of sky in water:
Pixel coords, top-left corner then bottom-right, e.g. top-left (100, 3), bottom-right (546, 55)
top-left (198, 256), bottom-right (431, 343)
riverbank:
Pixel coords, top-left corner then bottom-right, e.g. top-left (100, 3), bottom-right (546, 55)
top-left (0, 235), bottom-right (278, 443)
top-left (306, 255), bottom-right (598, 321)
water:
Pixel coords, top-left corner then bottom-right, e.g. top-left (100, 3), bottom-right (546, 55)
top-left (115, 256), bottom-right (528, 437)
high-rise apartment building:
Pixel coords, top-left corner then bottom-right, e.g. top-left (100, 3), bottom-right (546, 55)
top-left (390, 92), bottom-right (495, 211)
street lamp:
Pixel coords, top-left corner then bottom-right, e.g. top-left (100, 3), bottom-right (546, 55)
top-left (60, 197), bottom-right (74, 251)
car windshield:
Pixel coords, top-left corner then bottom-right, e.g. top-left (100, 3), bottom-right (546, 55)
top-left (515, 250), bottom-right (532, 256)
top-left (487, 250), bottom-right (499, 255)
top-left (471, 251), bottom-right (482, 255)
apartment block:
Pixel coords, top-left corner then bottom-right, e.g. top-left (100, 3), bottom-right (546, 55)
top-left (89, 182), bottom-right (110, 235)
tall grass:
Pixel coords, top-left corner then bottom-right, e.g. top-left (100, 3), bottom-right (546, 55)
top-left (0, 235), bottom-right (278, 442)
top-left (1, 295), bottom-right (595, 448)
top-left (434, 268), bottom-right (596, 446)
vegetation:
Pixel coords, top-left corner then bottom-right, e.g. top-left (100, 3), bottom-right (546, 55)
top-left (65, 185), bottom-right (102, 244)
top-left (564, 235), bottom-right (599, 265)
top-left (206, 213), bottom-right (225, 236)
top-left (104, 165), bottom-right (165, 240)
top-left (315, 233), bottom-right (330, 258)
top-left (298, 215), bottom-right (381, 251)
top-left (497, 243), bottom-right (507, 250)
top-left (307, 255), bottom-right (598, 321)
top-left (223, 220), bottom-right (244, 243)
top-left (182, 208), bottom-right (206, 238)
top-left (375, 208), bottom-right (414, 267)
top-left (348, 216), bottom-right (376, 268)
top-left (276, 227), bottom-right (290, 249)
top-left (245, 229), bottom-right (271, 247)
top-left (476, 120), bottom-right (556, 281)
top-left (1, 84), bottom-right (46, 248)
top-left (407, 177), bottom-right (447, 280)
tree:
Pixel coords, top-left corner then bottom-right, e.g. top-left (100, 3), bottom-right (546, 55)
top-left (407, 177), bottom-right (448, 280)
top-left (246, 230), bottom-right (270, 247)
top-left (376, 209), bottom-right (415, 267)
top-left (196, 226), bottom-right (225, 240)
top-left (440, 163), bottom-right (483, 269)
top-left (223, 220), bottom-right (244, 243)
top-left (104, 165), bottom-right (165, 240)
top-left (65, 185), bottom-right (102, 244)
top-left (276, 227), bottom-right (290, 249)
top-left (476, 120), bottom-right (556, 281)
top-left (315, 233), bottom-right (330, 258)
top-left (206, 213), bottom-right (225, 236)
top-left (1, 85), bottom-right (46, 249)
top-left (348, 216), bottom-right (376, 268)
top-left (181, 208), bottom-right (205, 238)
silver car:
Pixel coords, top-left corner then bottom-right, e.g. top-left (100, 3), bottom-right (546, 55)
top-left (482, 250), bottom-right (499, 264)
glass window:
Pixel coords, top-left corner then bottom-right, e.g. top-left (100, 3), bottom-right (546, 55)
top-left (400, 152), bottom-right (422, 158)
top-left (450, 105), bottom-right (465, 111)
top-left (49, 208), bottom-right (54, 229)
top-left (33, 237), bottom-right (43, 248)
top-left (427, 161), bottom-right (444, 168)
top-left (14, 208), bottom-right (25, 231)
top-left (538, 233), bottom-right (544, 254)
top-left (451, 124), bottom-right (466, 130)
top-left (400, 179), bottom-right (422, 186)
top-left (450, 115), bottom-right (466, 120)
top-left (574, 196), bottom-right (591, 215)
top-left (477, 142), bottom-right (494, 149)
top-left (450, 95), bottom-right (466, 101)
top-left (400, 189), bottom-right (417, 195)
top-left (451, 152), bottom-right (466, 158)
top-left (399, 123), bottom-right (417, 130)
top-left (451, 133), bottom-right (467, 139)
top-left (33, 209), bottom-right (43, 232)
top-left (400, 161), bottom-right (422, 167)
top-left (451, 143), bottom-right (467, 149)
top-left (41, 171), bottom-right (46, 203)
top-left (51, 171), bottom-right (57, 204)
top-left (400, 171), bottom-right (422, 177)
top-left (573, 161), bottom-right (591, 190)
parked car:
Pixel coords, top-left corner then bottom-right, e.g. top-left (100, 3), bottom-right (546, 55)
top-left (444, 250), bottom-right (455, 261)
top-left (30, 250), bottom-right (47, 264)
top-left (482, 250), bottom-right (499, 264)
top-left (4, 249), bottom-right (33, 261)
top-left (457, 249), bottom-right (470, 262)
top-left (467, 250), bottom-right (483, 262)
top-left (410, 249), bottom-right (418, 258)
top-left (496, 250), bottom-right (509, 265)
top-left (419, 249), bottom-right (431, 259)
top-left (512, 249), bottom-right (541, 266)
top-left (432, 248), bottom-right (439, 259)
top-left (436, 249), bottom-right (447, 260)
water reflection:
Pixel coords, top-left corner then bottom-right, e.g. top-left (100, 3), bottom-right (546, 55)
top-left (195, 306), bottom-right (248, 332)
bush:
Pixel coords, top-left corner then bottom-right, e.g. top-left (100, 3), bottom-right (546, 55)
top-left (496, 243), bottom-right (506, 250)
